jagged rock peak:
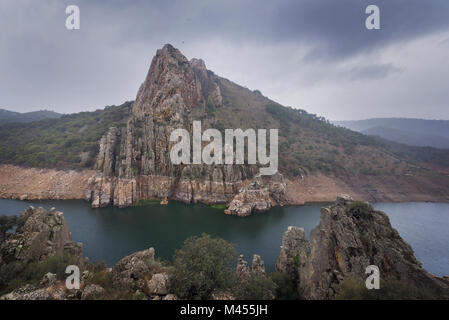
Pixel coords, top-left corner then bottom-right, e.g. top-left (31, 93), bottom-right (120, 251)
top-left (190, 58), bottom-right (208, 76)
top-left (133, 43), bottom-right (202, 115)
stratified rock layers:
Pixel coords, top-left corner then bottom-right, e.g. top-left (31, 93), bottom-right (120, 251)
top-left (86, 44), bottom-right (284, 214)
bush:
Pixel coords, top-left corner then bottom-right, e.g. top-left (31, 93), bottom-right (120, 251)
top-left (348, 201), bottom-right (372, 219)
top-left (233, 274), bottom-right (277, 300)
top-left (0, 214), bottom-right (18, 243)
top-left (0, 254), bottom-right (80, 295)
top-left (170, 234), bottom-right (237, 300)
top-left (269, 272), bottom-right (299, 300)
top-left (334, 278), bottom-right (437, 300)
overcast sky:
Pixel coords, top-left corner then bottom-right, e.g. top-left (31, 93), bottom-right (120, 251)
top-left (1, 0), bottom-right (448, 120)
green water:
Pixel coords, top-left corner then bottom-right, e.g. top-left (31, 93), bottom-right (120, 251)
top-left (1, 199), bottom-right (448, 275)
top-left (0, 199), bottom-right (323, 271)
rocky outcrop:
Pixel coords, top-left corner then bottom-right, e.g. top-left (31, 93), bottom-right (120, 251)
top-left (0, 206), bottom-right (83, 267)
top-left (249, 254), bottom-right (266, 277)
top-left (85, 44), bottom-right (283, 216)
top-left (0, 283), bottom-right (66, 300)
top-left (225, 173), bottom-right (286, 216)
top-left (275, 226), bottom-right (309, 278)
top-left (81, 284), bottom-right (105, 300)
top-left (148, 273), bottom-right (169, 295)
top-left (276, 195), bottom-right (449, 299)
top-left (111, 247), bottom-right (160, 292)
top-left (236, 254), bottom-right (266, 277)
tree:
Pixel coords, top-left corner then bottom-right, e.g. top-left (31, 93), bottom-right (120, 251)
top-left (269, 272), bottom-right (299, 300)
top-left (0, 214), bottom-right (18, 243)
top-left (233, 274), bottom-right (277, 300)
top-left (170, 234), bottom-right (237, 299)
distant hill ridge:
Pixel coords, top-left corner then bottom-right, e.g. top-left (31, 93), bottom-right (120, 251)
top-left (0, 108), bottom-right (62, 125)
top-left (334, 118), bottom-right (449, 149)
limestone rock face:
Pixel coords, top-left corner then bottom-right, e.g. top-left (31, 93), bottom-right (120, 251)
top-left (236, 254), bottom-right (249, 277)
top-left (148, 273), bottom-right (169, 295)
top-left (0, 206), bottom-right (82, 266)
top-left (81, 284), bottom-right (105, 300)
top-left (275, 226), bottom-right (308, 277)
top-left (236, 254), bottom-right (266, 277)
top-left (225, 173), bottom-right (286, 216)
top-left (249, 254), bottom-right (266, 277)
top-left (86, 44), bottom-right (283, 216)
top-left (276, 196), bottom-right (449, 299)
top-left (0, 284), bottom-right (53, 300)
top-left (111, 248), bottom-right (157, 292)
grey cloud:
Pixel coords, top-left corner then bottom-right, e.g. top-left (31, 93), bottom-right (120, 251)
top-left (348, 64), bottom-right (402, 81)
top-left (0, 0), bottom-right (448, 121)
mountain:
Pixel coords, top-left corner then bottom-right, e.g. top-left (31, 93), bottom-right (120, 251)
top-left (335, 118), bottom-right (449, 149)
top-left (0, 103), bottom-right (131, 168)
top-left (0, 109), bottom-right (62, 125)
top-left (1, 44), bottom-right (449, 211)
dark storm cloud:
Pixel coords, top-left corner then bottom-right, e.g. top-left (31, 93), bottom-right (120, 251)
top-left (1, 0), bottom-right (449, 120)
top-left (88, 0), bottom-right (449, 61)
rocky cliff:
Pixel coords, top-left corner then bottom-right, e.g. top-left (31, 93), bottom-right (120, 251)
top-left (86, 44), bottom-right (284, 215)
top-left (276, 195), bottom-right (449, 299)
top-left (0, 206), bottom-right (83, 267)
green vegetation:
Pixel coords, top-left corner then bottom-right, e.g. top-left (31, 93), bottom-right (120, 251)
top-left (233, 273), bottom-right (277, 300)
top-left (0, 102), bottom-right (132, 169)
top-left (0, 214), bottom-right (18, 243)
top-left (0, 73), bottom-right (447, 178)
top-left (169, 234), bottom-right (237, 299)
top-left (209, 204), bottom-right (227, 210)
top-left (0, 254), bottom-right (79, 295)
top-left (269, 272), bottom-right (299, 300)
top-left (212, 77), bottom-right (434, 177)
top-left (334, 278), bottom-right (437, 300)
top-left (134, 199), bottom-right (161, 206)
top-left (0, 109), bottom-right (62, 126)
top-left (348, 201), bottom-right (372, 220)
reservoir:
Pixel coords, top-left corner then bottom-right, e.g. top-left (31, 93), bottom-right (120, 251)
top-left (1, 199), bottom-right (448, 275)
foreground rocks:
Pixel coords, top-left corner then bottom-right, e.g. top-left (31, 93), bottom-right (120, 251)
top-left (276, 195), bottom-right (449, 299)
top-left (0, 206), bottom-right (83, 267)
top-left (111, 247), bottom-right (162, 293)
top-left (0, 207), bottom-right (175, 300)
top-left (2, 198), bottom-right (448, 300)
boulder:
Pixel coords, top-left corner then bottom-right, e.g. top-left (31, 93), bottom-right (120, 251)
top-left (81, 284), bottom-right (105, 300)
top-left (111, 247), bottom-right (156, 292)
top-left (40, 272), bottom-right (57, 287)
top-left (148, 273), bottom-right (169, 295)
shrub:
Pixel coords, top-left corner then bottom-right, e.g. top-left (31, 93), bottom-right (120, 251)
top-left (233, 274), bottom-right (277, 300)
top-left (334, 278), bottom-right (437, 300)
top-left (269, 272), bottom-right (299, 300)
top-left (348, 201), bottom-right (372, 219)
top-left (170, 234), bottom-right (237, 300)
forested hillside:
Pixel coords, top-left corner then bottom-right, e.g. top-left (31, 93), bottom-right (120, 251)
top-left (0, 102), bottom-right (132, 169)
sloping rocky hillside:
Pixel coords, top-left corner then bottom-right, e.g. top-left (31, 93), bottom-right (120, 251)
top-left (1, 44), bottom-right (449, 213)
